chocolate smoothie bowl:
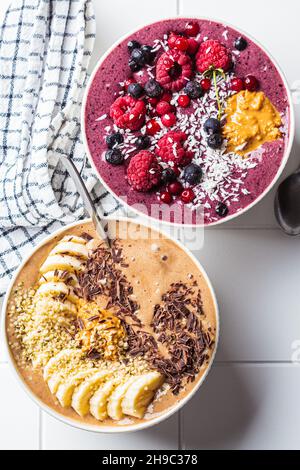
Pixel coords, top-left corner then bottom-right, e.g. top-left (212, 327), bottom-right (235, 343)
top-left (83, 18), bottom-right (294, 226)
top-left (3, 219), bottom-right (218, 432)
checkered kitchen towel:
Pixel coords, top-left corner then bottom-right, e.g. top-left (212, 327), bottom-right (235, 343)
top-left (0, 0), bottom-right (122, 296)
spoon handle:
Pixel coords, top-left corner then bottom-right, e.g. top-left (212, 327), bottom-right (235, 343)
top-left (59, 154), bottom-right (111, 248)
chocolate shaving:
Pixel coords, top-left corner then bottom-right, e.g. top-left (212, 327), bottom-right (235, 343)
top-left (77, 241), bottom-right (214, 395)
top-left (126, 282), bottom-right (214, 394)
top-left (87, 315), bottom-right (100, 322)
top-left (78, 241), bottom-right (142, 327)
top-left (62, 326), bottom-right (75, 340)
top-left (86, 348), bottom-right (101, 360)
top-left (76, 317), bottom-right (85, 330)
top-left (81, 232), bottom-right (93, 241)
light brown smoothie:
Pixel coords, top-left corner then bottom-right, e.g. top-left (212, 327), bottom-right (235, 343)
top-left (6, 220), bottom-right (217, 428)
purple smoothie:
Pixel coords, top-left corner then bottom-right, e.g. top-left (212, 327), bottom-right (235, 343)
top-left (84, 18), bottom-right (291, 225)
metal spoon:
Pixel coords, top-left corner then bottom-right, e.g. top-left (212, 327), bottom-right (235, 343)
top-left (60, 154), bottom-right (112, 248)
top-left (274, 170), bottom-right (300, 236)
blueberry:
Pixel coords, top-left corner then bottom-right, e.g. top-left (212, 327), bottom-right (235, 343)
top-left (144, 79), bottom-right (163, 98)
top-left (131, 48), bottom-right (146, 66)
top-left (183, 164), bottom-right (203, 185)
top-left (215, 202), bottom-right (228, 217)
top-left (234, 37), bottom-right (248, 51)
top-left (161, 168), bottom-right (177, 184)
top-left (129, 59), bottom-right (141, 72)
top-left (127, 40), bottom-right (141, 53)
top-left (141, 45), bottom-right (154, 63)
top-left (105, 149), bottom-right (124, 165)
top-left (106, 132), bottom-right (124, 149)
top-left (127, 83), bottom-right (144, 98)
top-left (184, 81), bottom-right (203, 99)
top-left (204, 118), bottom-right (221, 134)
top-left (136, 135), bottom-right (151, 150)
top-left (207, 133), bottom-right (223, 149)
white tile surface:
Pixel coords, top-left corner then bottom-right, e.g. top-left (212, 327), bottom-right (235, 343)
top-left (41, 412), bottom-right (179, 450)
top-left (194, 229), bottom-right (300, 362)
top-left (182, 364), bottom-right (300, 450)
top-left (90, 0), bottom-right (178, 70)
top-left (0, 364), bottom-right (40, 450)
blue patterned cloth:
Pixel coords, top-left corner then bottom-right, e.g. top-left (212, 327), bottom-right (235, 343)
top-left (0, 0), bottom-right (120, 295)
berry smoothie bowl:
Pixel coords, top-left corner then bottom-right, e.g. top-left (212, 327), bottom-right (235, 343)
top-left (82, 18), bottom-right (294, 226)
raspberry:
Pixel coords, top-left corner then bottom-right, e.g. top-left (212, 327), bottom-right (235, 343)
top-left (156, 131), bottom-right (187, 165)
top-left (110, 95), bottom-right (146, 131)
top-left (127, 151), bottom-right (162, 192)
top-left (196, 39), bottom-right (231, 73)
top-left (156, 50), bottom-right (193, 92)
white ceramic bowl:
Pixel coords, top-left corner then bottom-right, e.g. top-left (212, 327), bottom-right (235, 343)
top-left (2, 217), bottom-right (219, 433)
top-left (82, 17), bottom-right (295, 228)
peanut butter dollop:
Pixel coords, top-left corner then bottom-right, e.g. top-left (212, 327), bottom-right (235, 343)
top-left (223, 90), bottom-right (282, 156)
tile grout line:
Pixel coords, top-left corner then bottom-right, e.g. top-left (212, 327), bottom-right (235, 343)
top-left (176, 0), bottom-right (180, 15)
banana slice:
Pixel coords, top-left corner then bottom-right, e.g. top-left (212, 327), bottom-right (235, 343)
top-left (71, 371), bottom-right (112, 417)
top-left (47, 371), bottom-right (65, 394)
top-left (90, 378), bottom-right (119, 421)
top-left (61, 235), bottom-right (87, 245)
top-left (122, 372), bottom-right (164, 419)
top-left (35, 282), bottom-right (78, 304)
top-left (56, 369), bottom-right (96, 407)
top-left (38, 270), bottom-right (79, 286)
top-left (43, 349), bottom-right (80, 382)
top-left (107, 377), bottom-right (137, 421)
top-left (49, 242), bottom-right (89, 259)
top-left (40, 254), bottom-right (83, 274)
